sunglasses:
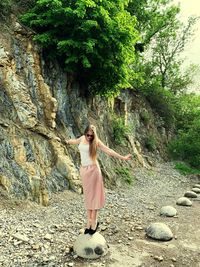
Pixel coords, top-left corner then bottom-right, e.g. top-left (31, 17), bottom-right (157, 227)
top-left (86, 134), bottom-right (94, 138)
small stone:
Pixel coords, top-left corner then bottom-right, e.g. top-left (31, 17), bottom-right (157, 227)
top-left (184, 191), bottom-right (198, 198)
top-left (106, 218), bottom-right (111, 224)
top-left (176, 197), bottom-right (192, 206)
top-left (171, 257), bottom-right (177, 262)
top-left (32, 243), bottom-right (40, 250)
top-left (101, 225), bottom-right (107, 231)
top-left (160, 206), bottom-right (177, 217)
top-left (13, 240), bottom-right (22, 246)
top-left (135, 226), bottom-right (143, 230)
top-left (65, 247), bottom-right (70, 254)
top-left (192, 188), bottom-right (200, 194)
top-left (148, 206), bottom-right (155, 210)
top-left (154, 255), bottom-right (164, 261)
top-left (12, 233), bottom-right (29, 243)
top-left (79, 228), bottom-right (84, 234)
top-left (44, 234), bottom-right (52, 240)
top-left (146, 222), bottom-right (173, 241)
top-left (33, 223), bottom-right (41, 228)
top-left (43, 257), bottom-right (49, 262)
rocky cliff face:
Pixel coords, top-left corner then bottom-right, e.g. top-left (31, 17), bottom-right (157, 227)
top-left (0, 17), bottom-right (167, 205)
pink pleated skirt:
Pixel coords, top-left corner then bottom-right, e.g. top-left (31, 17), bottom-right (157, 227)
top-left (80, 164), bottom-right (105, 210)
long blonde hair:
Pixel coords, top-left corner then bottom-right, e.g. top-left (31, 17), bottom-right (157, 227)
top-left (84, 124), bottom-right (98, 161)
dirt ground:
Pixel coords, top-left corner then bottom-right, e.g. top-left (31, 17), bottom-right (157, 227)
top-left (0, 162), bottom-right (200, 267)
top-left (99, 199), bottom-right (200, 267)
top-left (74, 188), bottom-right (200, 267)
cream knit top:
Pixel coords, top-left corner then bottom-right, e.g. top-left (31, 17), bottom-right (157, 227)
top-left (78, 143), bottom-right (95, 166)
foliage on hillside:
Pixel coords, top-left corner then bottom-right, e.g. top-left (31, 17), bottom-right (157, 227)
top-left (127, 0), bottom-right (200, 167)
top-left (168, 94), bottom-right (200, 169)
top-left (20, 0), bottom-right (139, 96)
top-left (0, 0), bottom-right (12, 17)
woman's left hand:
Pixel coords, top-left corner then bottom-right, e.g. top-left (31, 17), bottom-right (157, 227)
top-left (124, 154), bottom-right (132, 160)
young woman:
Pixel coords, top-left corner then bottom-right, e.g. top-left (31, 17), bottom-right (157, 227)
top-left (65, 124), bottom-right (132, 235)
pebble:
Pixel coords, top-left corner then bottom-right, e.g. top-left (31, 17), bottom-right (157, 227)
top-left (154, 255), bottom-right (164, 261)
top-left (171, 257), bottom-right (177, 262)
top-left (12, 233), bottom-right (29, 243)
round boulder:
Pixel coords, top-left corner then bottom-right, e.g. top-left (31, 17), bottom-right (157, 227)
top-left (160, 206), bottom-right (177, 217)
top-left (176, 197), bottom-right (192, 206)
top-left (194, 184), bottom-right (200, 189)
top-left (192, 188), bottom-right (200, 194)
top-left (184, 191), bottom-right (198, 198)
top-left (146, 222), bottom-right (173, 241)
top-left (73, 232), bottom-right (108, 259)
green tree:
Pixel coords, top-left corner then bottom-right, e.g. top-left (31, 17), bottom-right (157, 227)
top-left (127, 0), bottom-right (180, 44)
top-left (174, 93), bottom-right (200, 131)
top-left (127, 0), bottom-right (198, 129)
top-left (149, 16), bottom-right (198, 92)
top-left (169, 93), bottom-right (200, 168)
top-left (20, 0), bottom-right (139, 96)
top-left (169, 119), bottom-right (200, 168)
top-left (128, 0), bottom-right (198, 93)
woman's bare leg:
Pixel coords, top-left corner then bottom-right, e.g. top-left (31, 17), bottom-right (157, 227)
top-left (91, 209), bottom-right (98, 230)
top-left (86, 210), bottom-right (92, 228)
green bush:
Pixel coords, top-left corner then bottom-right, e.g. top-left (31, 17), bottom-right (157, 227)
top-left (168, 119), bottom-right (200, 168)
top-left (0, 0), bottom-right (12, 8)
top-left (115, 167), bottom-right (133, 184)
top-left (145, 87), bottom-right (176, 129)
top-left (174, 162), bottom-right (200, 175)
top-left (0, 0), bottom-right (12, 16)
top-left (173, 93), bottom-right (200, 132)
top-left (140, 110), bottom-right (151, 125)
top-left (133, 61), bottom-right (177, 130)
top-left (111, 115), bottom-right (131, 145)
top-left (145, 134), bottom-right (157, 151)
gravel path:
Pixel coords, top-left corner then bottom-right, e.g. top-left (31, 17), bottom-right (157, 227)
top-left (0, 161), bottom-right (200, 267)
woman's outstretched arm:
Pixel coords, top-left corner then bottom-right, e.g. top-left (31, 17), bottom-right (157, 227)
top-left (98, 140), bottom-right (132, 160)
top-left (65, 136), bottom-right (82, 145)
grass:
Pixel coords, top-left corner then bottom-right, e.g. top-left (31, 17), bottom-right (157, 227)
top-left (115, 166), bottom-right (134, 185)
top-left (174, 162), bottom-right (200, 175)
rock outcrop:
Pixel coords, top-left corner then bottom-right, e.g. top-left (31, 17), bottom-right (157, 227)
top-left (0, 16), bottom-right (167, 203)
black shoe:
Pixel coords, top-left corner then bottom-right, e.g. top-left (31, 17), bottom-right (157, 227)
top-left (84, 228), bottom-right (90, 234)
top-left (95, 222), bottom-right (100, 231)
top-left (89, 222), bottom-right (99, 235)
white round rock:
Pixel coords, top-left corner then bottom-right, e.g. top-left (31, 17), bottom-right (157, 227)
top-left (73, 232), bottom-right (108, 259)
top-left (146, 222), bottom-right (173, 241)
top-left (160, 206), bottom-right (177, 217)
top-left (192, 188), bottom-right (200, 194)
top-left (176, 197), bottom-right (192, 206)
